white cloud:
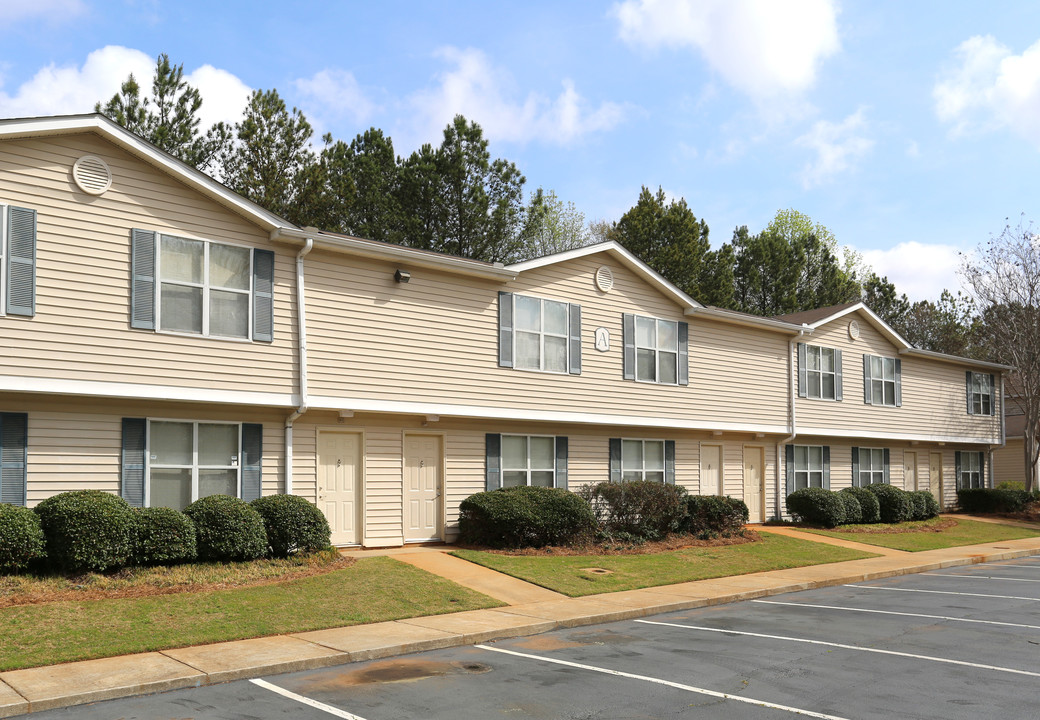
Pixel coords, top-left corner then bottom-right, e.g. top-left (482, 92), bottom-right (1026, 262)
top-left (183, 65), bottom-right (252, 128)
top-left (795, 108), bottom-right (874, 188)
top-left (613, 0), bottom-right (840, 100)
top-left (0, 0), bottom-right (85, 23)
top-left (406, 46), bottom-right (628, 146)
top-left (295, 68), bottom-right (377, 126)
top-left (860, 241), bottom-right (963, 301)
top-left (934, 34), bottom-right (1040, 147)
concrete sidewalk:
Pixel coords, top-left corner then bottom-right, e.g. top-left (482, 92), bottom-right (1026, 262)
top-left (2, 532), bottom-right (1039, 718)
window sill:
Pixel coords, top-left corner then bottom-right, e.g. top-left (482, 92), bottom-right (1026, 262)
top-left (151, 329), bottom-right (256, 344)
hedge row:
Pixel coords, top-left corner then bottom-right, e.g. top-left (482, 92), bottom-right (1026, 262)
top-left (0, 490), bottom-right (331, 575)
top-left (957, 488), bottom-right (1040, 514)
top-left (786, 484), bottom-right (939, 528)
top-left (458, 483), bottom-right (749, 549)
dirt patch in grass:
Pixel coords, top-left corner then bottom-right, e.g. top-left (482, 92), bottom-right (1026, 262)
top-left (456, 531), bottom-right (758, 557)
top-left (0, 551), bottom-right (354, 608)
top-left (810, 517), bottom-right (958, 535)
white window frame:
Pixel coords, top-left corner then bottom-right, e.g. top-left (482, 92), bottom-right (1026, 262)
top-left (155, 233), bottom-right (254, 341)
top-left (969, 372), bottom-right (993, 416)
top-left (959, 451), bottom-right (984, 489)
top-left (501, 434), bottom-right (557, 487)
top-left (621, 438), bottom-right (667, 482)
top-left (634, 316), bottom-right (679, 385)
top-left (512, 294), bottom-right (569, 374)
top-left (793, 445), bottom-right (825, 489)
top-left (144, 419), bottom-right (242, 508)
top-left (869, 356), bottom-right (898, 407)
top-left (804, 345), bottom-right (837, 400)
top-left (856, 447), bottom-right (887, 486)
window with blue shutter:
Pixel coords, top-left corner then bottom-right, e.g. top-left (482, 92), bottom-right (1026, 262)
top-left (622, 314), bottom-right (683, 385)
top-left (800, 344), bottom-right (839, 400)
top-left (485, 433), bottom-right (502, 491)
top-left (240, 423), bottom-right (263, 501)
top-left (500, 292), bottom-right (580, 374)
top-left (0, 413), bottom-right (28, 506)
top-left (121, 418), bottom-right (147, 507)
top-left (863, 355), bottom-right (900, 407)
top-left (6, 206), bottom-right (36, 317)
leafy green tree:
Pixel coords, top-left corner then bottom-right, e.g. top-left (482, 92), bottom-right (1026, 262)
top-left (863, 273), bottom-right (910, 328)
top-left (896, 290), bottom-right (979, 357)
top-left (518, 188), bottom-right (594, 259)
top-left (397, 142), bottom-right (445, 252)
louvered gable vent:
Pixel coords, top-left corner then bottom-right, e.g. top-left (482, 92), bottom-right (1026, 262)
top-left (72, 155), bottom-right (113, 195)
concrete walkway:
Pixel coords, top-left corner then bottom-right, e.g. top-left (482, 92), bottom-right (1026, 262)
top-left (390, 551), bottom-right (565, 605)
top-left (2, 531), bottom-right (1040, 718)
top-left (755, 524), bottom-right (910, 556)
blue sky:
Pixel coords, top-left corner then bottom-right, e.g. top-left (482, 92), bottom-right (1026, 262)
top-left (2, 1), bottom-right (1039, 301)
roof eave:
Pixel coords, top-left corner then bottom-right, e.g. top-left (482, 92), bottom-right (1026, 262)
top-left (899, 348), bottom-right (1014, 372)
top-left (684, 306), bottom-right (807, 334)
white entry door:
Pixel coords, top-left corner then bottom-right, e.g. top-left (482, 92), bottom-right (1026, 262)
top-left (904, 451), bottom-right (918, 491)
top-left (930, 452), bottom-right (943, 507)
top-left (317, 432), bottom-right (360, 546)
top-left (404, 434), bottom-right (442, 542)
top-left (743, 446), bottom-right (765, 523)
top-left (702, 444), bottom-right (723, 496)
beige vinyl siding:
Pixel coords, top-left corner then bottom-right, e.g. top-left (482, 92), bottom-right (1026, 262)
top-left (0, 134), bottom-right (297, 396)
top-left (993, 439), bottom-right (1028, 486)
top-left (794, 315), bottom-right (1001, 442)
top-left (306, 251), bottom-right (789, 429)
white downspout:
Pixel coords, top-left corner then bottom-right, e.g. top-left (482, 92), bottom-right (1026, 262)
top-left (775, 328), bottom-right (807, 519)
top-left (284, 237), bottom-right (314, 495)
top-left (990, 372), bottom-right (1006, 489)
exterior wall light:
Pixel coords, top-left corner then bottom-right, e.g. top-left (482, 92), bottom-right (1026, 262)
top-left (394, 269), bottom-right (411, 283)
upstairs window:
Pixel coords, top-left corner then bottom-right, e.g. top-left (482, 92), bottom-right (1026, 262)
top-left (798, 344), bottom-right (842, 401)
top-left (966, 372), bottom-right (995, 416)
top-left (159, 236), bottom-right (252, 338)
top-left (622, 314), bottom-right (689, 385)
top-left (498, 292), bottom-right (581, 375)
top-left (852, 447), bottom-right (889, 486)
top-left (863, 355), bottom-right (901, 407)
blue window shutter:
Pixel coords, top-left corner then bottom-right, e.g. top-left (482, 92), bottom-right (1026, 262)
top-left (883, 449), bottom-right (891, 484)
top-left (863, 355), bottom-right (873, 404)
top-left (622, 314), bottom-right (635, 380)
top-left (677, 322), bottom-right (689, 386)
top-left (121, 418), bottom-right (146, 507)
top-left (485, 434), bottom-right (502, 491)
top-left (785, 445), bottom-right (795, 500)
top-left (895, 359), bottom-right (902, 407)
top-left (664, 440), bottom-right (676, 484)
top-left (0, 413), bottom-right (28, 506)
top-left (822, 446), bottom-right (831, 489)
top-left (555, 436), bottom-right (568, 490)
top-left (797, 343), bottom-right (807, 398)
top-left (6, 206), bottom-right (36, 317)
top-left (609, 438), bottom-right (622, 481)
top-left (498, 293), bottom-right (513, 368)
top-left (965, 371), bottom-right (973, 414)
top-left (252, 249), bottom-right (274, 343)
top-left (987, 373), bottom-right (995, 416)
top-left (241, 423), bottom-right (263, 501)
top-left (568, 304), bottom-right (581, 375)
top-left (130, 229), bottom-right (156, 329)
top-left (981, 451), bottom-right (987, 488)
top-left (954, 452), bottom-right (963, 489)
top-left (834, 349), bottom-right (843, 401)
top-left (851, 447), bottom-right (860, 487)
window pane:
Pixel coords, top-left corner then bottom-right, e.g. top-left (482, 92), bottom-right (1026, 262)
top-left (210, 289), bottom-right (249, 338)
top-left (160, 236), bottom-right (203, 283)
top-left (645, 471), bottom-right (665, 483)
top-left (516, 331), bottom-right (540, 369)
top-left (871, 356), bottom-right (883, 376)
top-left (150, 468), bottom-right (191, 511)
top-left (795, 446), bottom-right (808, 469)
top-left (795, 471), bottom-right (808, 490)
top-left (644, 441), bottom-right (664, 470)
top-left (808, 372), bottom-right (821, 398)
top-left (884, 383), bottom-right (895, 406)
top-left (658, 320), bottom-right (678, 350)
top-left (883, 357), bottom-right (895, 379)
top-left (502, 470), bottom-right (526, 488)
top-left (210, 244), bottom-right (250, 290)
top-left (199, 424), bottom-right (238, 466)
top-left (543, 300), bottom-right (568, 335)
top-left (160, 283), bottom-right (203, 333)
top-left (872, 449), bottom-right (884, 468)
top-left (809, 471), bottom-right (823, 488)
top-left (502, 436), bottom-right (527, 470)
top-left (530, 471), bottom-right (554, 487)
top-left (199, 469), bottom-right (237, 498)
top-left (658, 351), bottom-right (677, 384)
top-left (872, 379), bottom-right (884, 402)
top-left (622, 440), bottom-right (642, 470)
top-left (515, 295), bottom-right (541, 332)
top-left (543, 336), bottom-right (567, 373)
top-left (529, 437), bottom-right (555, 469)
top-left (622, 470), bottom-right (643, 482)
top-left (151, 421), bottom-right (193, 465)
top-left (806, 347), bottom-right (819, 371)
top-left (809, 446), bottom-right (823, 469)
top-left (821, 349), bottom-right (834, 372)
top-left (822, 373), bottom-right (835, 399)
top-left (636, 348), bottom-right (656, 382)
top-left (636, 316), bottom-right (655, 347)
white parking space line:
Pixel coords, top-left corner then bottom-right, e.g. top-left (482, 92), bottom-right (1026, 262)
top-left (924, 573), bottom-right (1040, 583)
top-left (845, 584), bottom-right (1040, 602)
top-left (636, 620), bottom-right (1040, 679)
top-left (475, 644), bottom-right (851, 720)
top-left (752, 599), bottom-right (1040, 632)
top-left (991, 564), bottom-right (1040, 569)
top-left (250, 679), bottom-right (368, 720)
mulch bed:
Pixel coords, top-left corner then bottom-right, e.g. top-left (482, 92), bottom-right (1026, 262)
top-left (812, 518), bottom-right (958, 535)
top-left (457, 531), bottom-right (759, 557)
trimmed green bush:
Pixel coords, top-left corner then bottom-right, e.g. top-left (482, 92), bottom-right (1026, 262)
top-left (458, 486), bottom-right (596, 549)
top-left (909, 490), bottom-right (940, 519)
top-left (251, 494), bottom-right (331, 557)
top-left (864, 483), bottom-right (914, 523)
top-left (957, 488), bottom-right (1036, 514)
top-left (131, 507), bottom-right (197, 566)
top-left (0, 504), bottom-right (46, 574)
top-left (837, 490), bottom-right (863, 524)
top-left (786, 487), bottom-right (846, 527)
top-left (183, 495), bottom-right (267, 562)
top-left (33, 490), bottom-right (135, 572)
top-left (684, 495), bottom-right (748, 538)
top-left (841, 486), bottom-right (881, 523)
top-left (577, 481), bottom-right (689, 541)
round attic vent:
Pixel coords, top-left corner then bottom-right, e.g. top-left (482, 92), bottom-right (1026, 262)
top-left (72, 155), bottom-right (112, 195)
top-left (849, 319), bottom-right (860, 340)
top-left (595, 266), bottom-right (614, 292)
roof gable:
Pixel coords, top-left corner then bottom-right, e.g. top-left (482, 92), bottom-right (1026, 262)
top-left (778, 301), bottom-right (912, 350)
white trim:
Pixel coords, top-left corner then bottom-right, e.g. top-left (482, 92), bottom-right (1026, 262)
top-left (0, 375), bottom-right (296, 407)
top-left (0, 115), bottom-right (290, 231)
top-left (685, 305), bottom-right (805, 334)
top-left (506, 241), bottom-right (703, 311)
top-left (797, 425), bottom-right (997, 445)
top-left (900, 347), bottom-right (1013, 371)
top-left (799, 302), bottom-right (913, 350)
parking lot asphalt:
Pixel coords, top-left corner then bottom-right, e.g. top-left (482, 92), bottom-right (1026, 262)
top-left (26, 554), bottom-right (1040, 720)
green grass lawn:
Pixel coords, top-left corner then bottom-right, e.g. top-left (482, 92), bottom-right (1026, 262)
top-left (0, 557), bottom-right (500, 671)
top-left (802, 518), bottom-right (1040, 552)
top-left (452, 534), bottom-right (875, 597)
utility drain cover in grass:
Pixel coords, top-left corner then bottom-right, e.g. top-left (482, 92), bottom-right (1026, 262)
top-left (581, 568), bottom-right (613, 575)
